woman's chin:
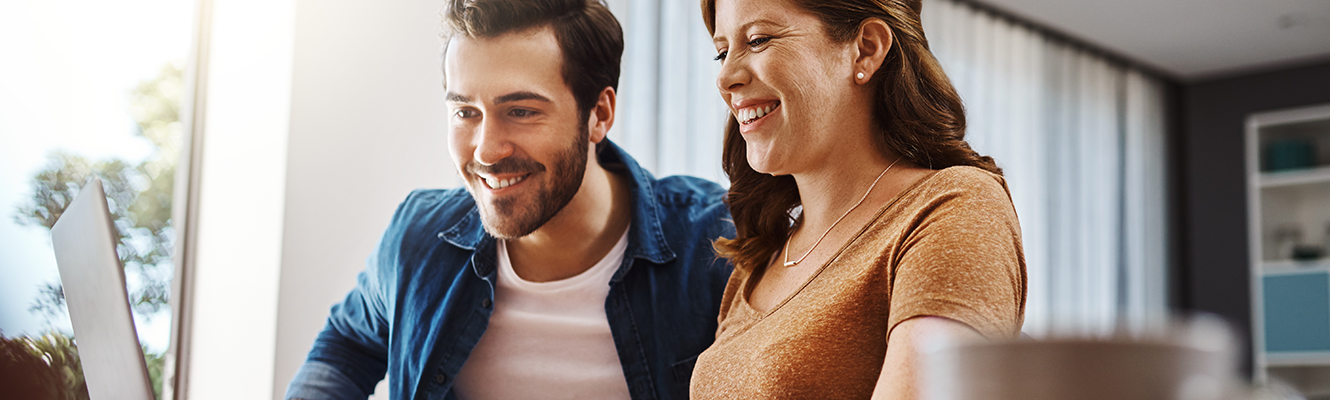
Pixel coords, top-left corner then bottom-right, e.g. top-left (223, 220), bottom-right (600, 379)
top-left (745, 151), bottom-right (784, 175)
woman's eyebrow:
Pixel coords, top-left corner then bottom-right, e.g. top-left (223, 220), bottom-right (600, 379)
top-left (715, 18), bottom-right (782, 42)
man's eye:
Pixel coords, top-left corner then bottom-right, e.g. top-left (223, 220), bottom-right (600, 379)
top-left (714, 50), bottom-right (728, 62)
top-left (454, 109), bottom-right (478, 118)
top-left (510, 109), bottom-right (536, 117)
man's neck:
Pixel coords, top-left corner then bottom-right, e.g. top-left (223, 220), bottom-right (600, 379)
top-left (506, 158), bottom-right (632, 282)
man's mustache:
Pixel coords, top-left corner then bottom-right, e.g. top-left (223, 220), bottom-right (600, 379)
top-left (466, 157), bottom-right (546, 176)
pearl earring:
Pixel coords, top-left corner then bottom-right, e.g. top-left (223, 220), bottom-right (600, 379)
top-left (856, 72), bottom-right (865, 80)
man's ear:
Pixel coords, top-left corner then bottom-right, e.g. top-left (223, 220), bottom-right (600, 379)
top-left (588, 86), bottom-right (616, 144)
top-left (854, 18), bottom-right (893, 82)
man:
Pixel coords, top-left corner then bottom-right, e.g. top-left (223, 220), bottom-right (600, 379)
top-left (284, 0), bottom-right (733, 399)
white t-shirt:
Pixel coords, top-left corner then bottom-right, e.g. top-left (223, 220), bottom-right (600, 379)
top-left (453, 227), bottom-right (632, 400)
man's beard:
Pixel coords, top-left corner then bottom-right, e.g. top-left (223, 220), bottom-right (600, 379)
top-left (467, 125), bottom-right (589, 239)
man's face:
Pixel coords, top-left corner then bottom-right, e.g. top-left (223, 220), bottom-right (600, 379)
top-left (444, 26), bottom-right (590, 239)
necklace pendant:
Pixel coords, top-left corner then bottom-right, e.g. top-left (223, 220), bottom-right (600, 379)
top-left (777, 160), bottom-right (900, 271)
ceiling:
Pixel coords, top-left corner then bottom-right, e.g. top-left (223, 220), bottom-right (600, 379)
top-left (973, 0), bottom-right (1330, 81)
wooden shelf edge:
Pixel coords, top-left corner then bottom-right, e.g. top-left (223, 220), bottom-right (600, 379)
top-left (1262, 260), bottom-right (1330, 274)
top-left (1261, 166), bottom-right (1330, 188)
top-left (1267, 354), bottom-right (1330, 367)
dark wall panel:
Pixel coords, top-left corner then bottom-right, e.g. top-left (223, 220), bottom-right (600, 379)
top-left (1182, 61), bottom-right (1330, 370)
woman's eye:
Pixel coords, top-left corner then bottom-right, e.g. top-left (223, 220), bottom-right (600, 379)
top-left (747, 37), bottom-right (770, 48)
top-left (714, 50), bottom-right (728, 62)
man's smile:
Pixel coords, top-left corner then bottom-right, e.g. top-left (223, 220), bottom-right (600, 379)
top-left (480, 173), bottom-right (531, 190)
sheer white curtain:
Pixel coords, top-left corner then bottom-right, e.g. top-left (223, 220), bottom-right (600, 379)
top-left (923, 0), bottom-right (1169, 336)
top-left (608, 0), bottom-right (729, 184)
top-left (611, 0), bottom-right (1169, 337)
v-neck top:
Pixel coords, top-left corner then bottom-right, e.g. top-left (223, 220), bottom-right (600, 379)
top-left (689, 166), bottom-right (1027, 400)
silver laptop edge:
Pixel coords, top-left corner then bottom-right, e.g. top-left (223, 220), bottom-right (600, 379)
top-left (50, 178), bottom-right (155, 400)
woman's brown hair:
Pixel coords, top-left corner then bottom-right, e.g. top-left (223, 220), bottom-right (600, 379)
top-left (703, 0), bottom-right (1002, 271)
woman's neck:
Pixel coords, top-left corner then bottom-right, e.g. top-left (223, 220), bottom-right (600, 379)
top-left (791, 146), bottom-right (897, 236)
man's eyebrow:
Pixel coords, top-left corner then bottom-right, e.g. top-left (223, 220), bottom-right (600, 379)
top-left (445, 92), bottom-right (472, 103)
top-left (495, 91), bottom-right (552, 105)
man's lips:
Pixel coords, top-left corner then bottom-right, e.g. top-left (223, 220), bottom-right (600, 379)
top-left (479, 173), bottom-right (530, 190)
top-left (466, 157), bottom-right (544, 192)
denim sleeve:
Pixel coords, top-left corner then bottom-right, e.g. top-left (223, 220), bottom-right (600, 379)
top-left (286, 260), bottom-right (392, 399)
top-left (286, 360), bottom-right (374, 400)
top-left (287, 200), bottom-right (408, 399)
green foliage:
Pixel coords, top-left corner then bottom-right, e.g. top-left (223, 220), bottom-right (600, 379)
top-left (10, 62), bottom-right (182, 399)
top-left (0, 332), bottom-right (61, 399)
top-left (13, 62), bottom-right (182, 318)
top-left (0, 332), bottom-right (165, 400)
top-left (0, 330), bottom-right (90, 400)
top-left (145, 345), bottom-right (165, 399)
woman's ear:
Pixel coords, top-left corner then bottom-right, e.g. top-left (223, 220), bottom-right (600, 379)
top-left (854, 18), bottom-right (893, 83)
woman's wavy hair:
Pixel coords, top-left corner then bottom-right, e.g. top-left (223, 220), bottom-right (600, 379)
top-left (702, 0), bottom-right (1002, 271)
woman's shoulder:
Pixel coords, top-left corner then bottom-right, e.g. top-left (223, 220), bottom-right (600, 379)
top-left (901, 165), bottom-right (1012, 207)
top-left (925, 165), bottom-right (1008, 190)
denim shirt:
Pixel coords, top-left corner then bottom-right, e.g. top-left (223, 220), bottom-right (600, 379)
top-left (286, 141), bottom-right (735, 400)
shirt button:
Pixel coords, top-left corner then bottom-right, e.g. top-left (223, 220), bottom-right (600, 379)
top-left (482, 299), bottom-right (492, 308)
top-left (434, 373), bottom-right (447, 384)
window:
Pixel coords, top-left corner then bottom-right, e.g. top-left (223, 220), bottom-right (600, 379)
top-left (0, 1), bottom-right (195, 398)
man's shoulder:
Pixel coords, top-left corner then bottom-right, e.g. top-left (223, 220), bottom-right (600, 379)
top-left (645, 175), bottom-right (732, 237)
top-left (397, 186), bottom-right (475, 216)
top-left (386, 187), bottom-right (479, 239)
top-left (649, 175), bottom-right (726, 209)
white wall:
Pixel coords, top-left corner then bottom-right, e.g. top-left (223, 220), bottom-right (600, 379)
top-left (272, 0), bottom-right (457, 398)
top-left (187, 0), bottom-right (454, 399)
top-left (187, 0), bottom-right (295, 398)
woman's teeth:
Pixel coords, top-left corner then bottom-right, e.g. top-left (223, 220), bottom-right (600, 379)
top-left (738, 103), bottom-right (777, 125)
top-left (484, 175), bottom-right (524, 189)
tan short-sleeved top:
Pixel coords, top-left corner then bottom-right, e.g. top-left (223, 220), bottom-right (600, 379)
top-left (690, 166), bottom-right (1027, 400)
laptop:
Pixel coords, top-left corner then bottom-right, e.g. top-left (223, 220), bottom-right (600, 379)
top-left (50, 178), bottom-right (156, 400)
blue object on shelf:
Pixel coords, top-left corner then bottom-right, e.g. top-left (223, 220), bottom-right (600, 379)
top-left (1265, 139), bottom-right (1316, 171)
top-left (1264, 271), bottom-right (1330, 353)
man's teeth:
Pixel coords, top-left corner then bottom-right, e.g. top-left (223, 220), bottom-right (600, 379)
top-left (483, 175), bottom-right (524, 189)
top-left (737, 104), bottom-right (776, 124)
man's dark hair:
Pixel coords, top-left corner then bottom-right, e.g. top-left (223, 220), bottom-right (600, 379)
top-left (442, 0), bottom-right (624, 120)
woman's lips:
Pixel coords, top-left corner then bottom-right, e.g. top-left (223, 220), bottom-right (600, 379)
top-left (736, 101), bottom-right (781, 125)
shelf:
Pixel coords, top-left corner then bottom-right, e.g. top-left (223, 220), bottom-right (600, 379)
top-left (1264, 260), bottom-right (1330, 274)
top-left (1268, 353), bottom-right (1330, 367)
top-left (1250, 103), bottom-right (1330, 385)
top-left (1262, 166), bottom-right (1330, 188)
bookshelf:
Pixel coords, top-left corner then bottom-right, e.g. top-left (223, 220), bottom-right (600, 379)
top-left (1248, 103), bottom-right (1330, 398)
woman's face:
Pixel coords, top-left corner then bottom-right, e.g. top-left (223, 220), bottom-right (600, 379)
top-left (712, 0), bottom-right (859, 175)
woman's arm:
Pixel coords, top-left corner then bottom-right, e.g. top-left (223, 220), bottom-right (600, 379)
top-left (870, 316), bottom-right (984, 400)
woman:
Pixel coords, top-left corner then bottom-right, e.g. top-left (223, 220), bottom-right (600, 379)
top-left (690, 0), bottom-right (1027, 398)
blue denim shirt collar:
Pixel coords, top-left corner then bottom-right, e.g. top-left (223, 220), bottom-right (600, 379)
top-left (438, 139), bottom-right (677, 282)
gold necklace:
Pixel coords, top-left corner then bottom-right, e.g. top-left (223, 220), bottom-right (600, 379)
top-left (783, 159), bottom-right (900, 267)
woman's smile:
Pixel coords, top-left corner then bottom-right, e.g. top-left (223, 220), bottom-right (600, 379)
top-left (735, 101), bottom-right (781, 133)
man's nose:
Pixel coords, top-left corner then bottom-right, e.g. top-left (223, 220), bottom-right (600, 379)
top-left (473, 118), bottom-right (513, 166)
